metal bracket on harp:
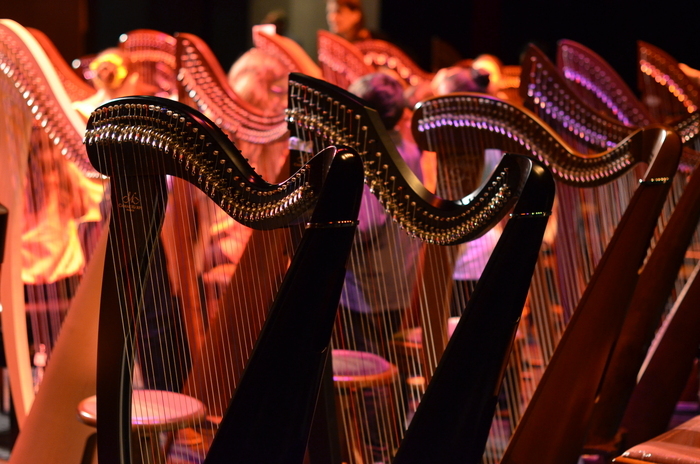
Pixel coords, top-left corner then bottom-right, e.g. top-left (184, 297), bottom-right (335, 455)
top-left (639, 177), bottom-right (671, 185)
top-left (306, 220), bottom-right (359, 229)
top-left (510, 211), bottom-right (551, 218)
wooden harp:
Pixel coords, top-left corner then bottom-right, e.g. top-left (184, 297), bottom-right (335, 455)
top-left (410, 90), bottom-right (681, 463)
top-left (519, 44), bottom-right (700, 459)
top-left (0, 18), bottom-right (103, 429)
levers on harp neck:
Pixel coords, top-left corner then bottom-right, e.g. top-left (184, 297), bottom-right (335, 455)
top-left (306, 219), bottom-right (359, 228)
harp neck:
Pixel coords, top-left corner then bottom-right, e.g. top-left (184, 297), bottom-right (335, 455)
top-left (355, 39), bottom-right (432, 86)
top-left (0, 19), bottom-right (98, 178)
top-left (252, 27), bottom-right (323, 79)
top-left (86, 96), bottom-right (332, 230)
top-left (638, 40), bottom-right (699, 123)
top-left (117, 29), bottom-right (178, 97)
top-left (26, 26), bottom-right (96, 103)
top-left (316, 30), bottom-right (374, 89)
top-left (287, 72), bottom-right (537, 245)
top-left (175, 33), bottom-right (288, 144)
top-left (556, 39), bottom-right (653, 127)
top-left (412, 92), bottom-right (677, 186)
top-left (519, 44), bottom-right (633, 150)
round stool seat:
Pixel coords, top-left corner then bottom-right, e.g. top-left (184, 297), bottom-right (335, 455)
top-left (78, 389), bottom-right (206, 431)
top-left (332, 349), bottom-right (399, 388)
top-left (78, 390), bottom-right (207, 464)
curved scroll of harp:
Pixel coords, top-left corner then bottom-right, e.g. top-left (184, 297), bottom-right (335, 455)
top-left (637, 41), bottom-right (699, 124)
top-left (176, 32), bottom-right (288, 145)
top-left (317, 30), bottom-right (375, 89)
top-left (354, 38), bottom-right (433, 87)
top-left (556, 39), bottom-right (653, 128)
top-left (26, 27), bottom-right (96, 103)
top-left (85, 95), bottom-right (365, 464)
top-left (252, 25), bottom-right (323, 78)
top-left (118, 29), bottom-right (178, 97)
top-left (0, 18), bottom-right (102, 429)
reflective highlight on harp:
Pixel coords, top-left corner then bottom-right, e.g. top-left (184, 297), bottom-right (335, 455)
top-left (306, 219), bottom-right (359, 228)
top-left (639, 177), bottom-right (672, 184)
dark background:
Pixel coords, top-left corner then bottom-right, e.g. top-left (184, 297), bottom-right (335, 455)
top-left (2, 0), bottom-right (699, 93)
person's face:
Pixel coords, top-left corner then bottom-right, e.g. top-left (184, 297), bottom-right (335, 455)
top-left (326, 1), bottom-right (362, 39)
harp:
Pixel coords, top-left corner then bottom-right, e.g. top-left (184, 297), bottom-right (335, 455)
top-left (637, 41), bottom-right (699, 124)
top-left (0, 19), bottom-right (103, 431)
top-left (354, 39), bottom-right (432, 87)
top-left (286, 72), bottom-right (551, 463)
top-left (85, 95), bottom-right (365, 464)
top-left (519, 43), bottom-right (700, 458)
top-left (316, 30), bottom-right (374, 89)
top-left (252, 25), bottom-right (323, 78)
top-left (410, 91), bottom-right (681, 463)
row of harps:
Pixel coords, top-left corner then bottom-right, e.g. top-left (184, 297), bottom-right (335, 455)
top-left (0, 16), bottom-right (698, 464)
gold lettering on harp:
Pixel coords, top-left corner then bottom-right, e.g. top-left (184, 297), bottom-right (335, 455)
top-left (118, 192), bottom-right (142, 212)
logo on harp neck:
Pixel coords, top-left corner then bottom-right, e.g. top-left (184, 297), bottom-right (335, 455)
top-left (118, 192), bottom-right (142, 212)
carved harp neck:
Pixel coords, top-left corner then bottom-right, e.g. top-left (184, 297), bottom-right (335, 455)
top-left (0, 19), bottom-right (99, 178)
top-left (287, 72), bottom-right (536, 245)
top-left (556, 39), bottom-right (653, 128)
top-left (175, 33), bottom-right (288, 144)
top-left (412, 92), bottom-right (678, 186)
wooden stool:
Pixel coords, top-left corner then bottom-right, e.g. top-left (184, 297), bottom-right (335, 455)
top-left (332, 349), bottom-right (401, 464)
top-left (614, 414), bottom-right (700, 463)
top-left (77, 389), bottom-right (207, 464)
